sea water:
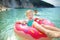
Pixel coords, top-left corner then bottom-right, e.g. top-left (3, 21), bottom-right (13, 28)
top-left (0, 8), bottom-right (60, 40)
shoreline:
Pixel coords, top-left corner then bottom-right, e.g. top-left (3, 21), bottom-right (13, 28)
top-left (0, 6), bottom-right (11, 12)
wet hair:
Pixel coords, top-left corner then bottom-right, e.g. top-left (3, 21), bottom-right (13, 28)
top-left (26, 10), bottom-right (33, 16)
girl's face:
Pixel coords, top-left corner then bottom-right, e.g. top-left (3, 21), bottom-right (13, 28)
top-left (27, 11), bottom-right (33, 20)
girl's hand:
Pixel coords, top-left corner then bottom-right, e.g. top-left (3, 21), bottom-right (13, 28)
top-left (22, 21), bottom-right (27, 24)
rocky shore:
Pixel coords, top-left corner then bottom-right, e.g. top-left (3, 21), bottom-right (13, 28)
top-left (0, 5), bottom-right (11, 12)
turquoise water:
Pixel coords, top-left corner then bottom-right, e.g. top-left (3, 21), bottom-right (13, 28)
top-left (0, 8), bottom-right (60, 40)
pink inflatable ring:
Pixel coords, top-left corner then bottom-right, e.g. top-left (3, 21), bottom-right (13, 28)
top-left (14, 18), bottom-right (55, 39)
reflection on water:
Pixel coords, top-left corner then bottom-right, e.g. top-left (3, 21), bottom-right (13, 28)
top-left (0, 8), bottom-right (60, 40)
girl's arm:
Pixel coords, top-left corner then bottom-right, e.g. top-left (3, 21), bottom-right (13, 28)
top-left (21, 19), bottom-right (28, 24)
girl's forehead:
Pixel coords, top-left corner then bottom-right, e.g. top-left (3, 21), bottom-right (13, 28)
top-left (27, 12), bottom-right (33, 15)
top-left (26, 10), bottom-right (32, 13)
top-left (26, 10), bottom-right (33, 16)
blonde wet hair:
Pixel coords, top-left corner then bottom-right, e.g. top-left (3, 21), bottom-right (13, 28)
top-left (26, 10), bottom-right (33, 16)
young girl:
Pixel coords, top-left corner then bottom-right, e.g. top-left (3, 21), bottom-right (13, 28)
top-left (25, 9), bottom-right (60, 38)
top-left (21, 10), bottom-right (52, 40)
top-left (18, 10), bottom-right (60, 40)
top-left (21, 10), bottom-right (34, 27)
top-left (26, 10), bottom-right (34, 26)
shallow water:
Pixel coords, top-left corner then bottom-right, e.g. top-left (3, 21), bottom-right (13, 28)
top-left (0, 8), bottom-right (60, 40)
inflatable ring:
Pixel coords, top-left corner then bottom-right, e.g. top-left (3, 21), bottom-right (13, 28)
top-left (14, 18), bottom-right (55, 39)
